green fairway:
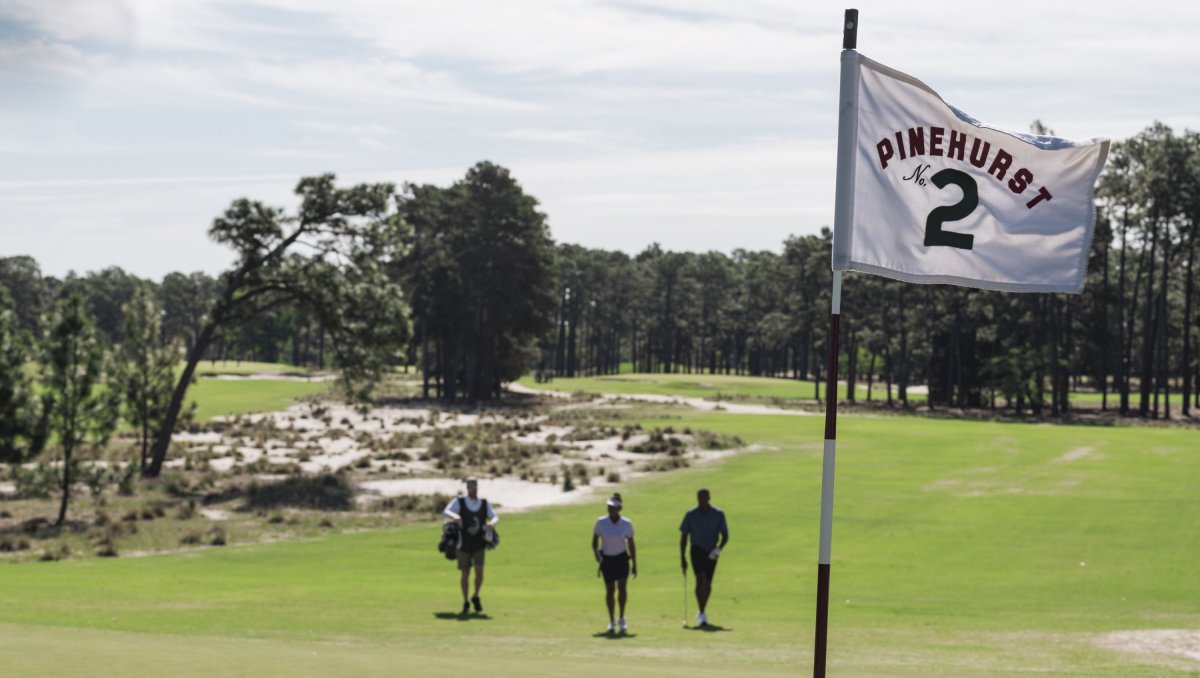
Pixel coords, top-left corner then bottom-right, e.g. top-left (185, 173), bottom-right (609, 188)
top-left (2, 409), bottom-right (1198, 676)
top-left (190, 360), bottom-right (317, 377)
top-left (518, 371), bottom-right (925, 404)
top-left (188, 378), bottom-right (330, 422)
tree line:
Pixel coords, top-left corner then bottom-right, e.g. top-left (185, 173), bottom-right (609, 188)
top-left (1, 123), bottom-right (1198, 520)
top-left (544, 123), bottom-right (1200, 419)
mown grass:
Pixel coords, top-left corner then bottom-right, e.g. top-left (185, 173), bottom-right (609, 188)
top-left (520, 372), bottom-right (1199, 413)
top-left (189, 360), bottom-right (316, 376)
top-left (0, 409), bottom-right (1197, 676)
top-left (188, 378), bottom-right (329, 422)
top-left (519, 371), bottom-right (924, 404)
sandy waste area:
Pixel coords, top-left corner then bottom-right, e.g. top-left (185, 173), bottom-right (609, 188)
top-left (168, 392), bottom-right (757, 515)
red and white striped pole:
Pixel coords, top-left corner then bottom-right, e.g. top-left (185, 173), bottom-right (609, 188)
top-left (814, 9), bottom-right (858, 678)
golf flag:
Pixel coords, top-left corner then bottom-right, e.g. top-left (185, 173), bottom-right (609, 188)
top-left (831, 51), bottom-right (1110, 293)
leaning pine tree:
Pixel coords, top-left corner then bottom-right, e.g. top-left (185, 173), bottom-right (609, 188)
top-left (116, 287), bottom-right (181, 472)
top-left (143, 175), bottom-right (411, 477)
top-left (42, 294), bottom-right (120, 526)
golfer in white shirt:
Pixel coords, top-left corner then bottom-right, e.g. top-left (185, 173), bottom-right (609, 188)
top-left (592, 492), bottom-right (637, 633)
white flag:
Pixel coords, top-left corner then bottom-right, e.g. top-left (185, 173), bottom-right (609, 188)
top-left (831, 52), bottom-right (1110, 293)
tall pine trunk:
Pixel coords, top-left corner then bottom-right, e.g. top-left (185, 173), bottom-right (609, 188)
top-left (146, 321), bottom-right (217, 477)
top-left (1183, 231), bottom-right (1196, 416)
top-left (1140, 219), bottom-right (1159, 417)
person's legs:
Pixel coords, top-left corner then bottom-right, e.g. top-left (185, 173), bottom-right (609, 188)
top-left (617, 577), bottom-right (628, 619)
top-left (691, 547), bottom-right (717, 622)
top-left (457, 552), bottom-right (471, 610)
top-left (472, 560), bottom-right (485, 612)
top-left (604, 580), bottom-right (616, 622)
top-left (695, 571), bottom-right (711, 613)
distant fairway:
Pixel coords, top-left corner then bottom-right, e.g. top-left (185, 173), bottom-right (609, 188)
top-left (189, 378), bottom-right (329, 422)
top-left (191, 360), bottom-right (317, 377)
top-left (518, 372), bottom-right (926, 404)
top-left (184, 361), bottom-right (331, 422)
top-left (2, 407), bottom-right (1198, 676)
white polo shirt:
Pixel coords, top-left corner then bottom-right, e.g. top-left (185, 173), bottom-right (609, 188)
top-left (594, 515), bottom-right (634, 556)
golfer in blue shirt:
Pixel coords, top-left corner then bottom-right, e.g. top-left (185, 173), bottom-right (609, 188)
top-left (679, 488), bottom-right (729, 627)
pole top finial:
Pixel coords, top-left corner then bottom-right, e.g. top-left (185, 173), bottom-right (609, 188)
top-left (843, 9), bottom-right (859, 50)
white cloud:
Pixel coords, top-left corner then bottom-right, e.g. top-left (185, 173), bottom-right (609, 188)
top-left (3, 0), bottom-right (1200, 279)
top-left (241, 58), bottom-right (533, 111)
top-left (511, 138), bottom-right (837, 253)
top-left (2, 0), bottom-right (136, 47)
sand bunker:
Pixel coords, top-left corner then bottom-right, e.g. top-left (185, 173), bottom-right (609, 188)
top-left (358, 476), bottom-right (610, 513)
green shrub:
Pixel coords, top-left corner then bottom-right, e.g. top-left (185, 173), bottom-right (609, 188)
top-left (163, 472), bottom-right (192, 497)
top-left (12, 462), bottom-right (57, 498)
top-left (245, 474), bottom-right (355, 511)
top-left (374, 493), bottom-right (451, 515)
top-left (693, 430), bottom-right (746, 450)
top-left (176, 500), bottom-right (197, 520)
top-left (95, 537), bottom-right (118, 558)
top-left (117, 462), bottom-right (138, 496)
top-left (0, 537), bottom-right (30, 552)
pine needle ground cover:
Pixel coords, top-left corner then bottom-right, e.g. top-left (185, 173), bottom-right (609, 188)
top-left (1, 410), bottom-right (1197, 677)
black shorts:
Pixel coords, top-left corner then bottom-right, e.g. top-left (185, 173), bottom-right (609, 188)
top-left (600, 553), bottom-right (630, 583)
top-left (691, 546), bottom-right (718, 580)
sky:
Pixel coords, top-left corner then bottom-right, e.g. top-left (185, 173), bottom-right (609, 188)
top-left (2, 0), bottom-right (1199, 280)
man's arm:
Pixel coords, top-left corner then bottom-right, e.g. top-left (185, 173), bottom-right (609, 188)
top-left (628, 536), bottom-right (637, 578)
top-left (443, 497), bottom-right (462, 524)
top-left (486, 501), bottom-right (499, 527)
top-left (718, 514), bottom-right (729, 549)
top-left (679, 513), bottom-right (690, 571)
top-left (592, 533), bottom-right (601, 562)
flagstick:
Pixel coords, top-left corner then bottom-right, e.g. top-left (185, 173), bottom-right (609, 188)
top-left (814, 9), bottom-right (857, 678)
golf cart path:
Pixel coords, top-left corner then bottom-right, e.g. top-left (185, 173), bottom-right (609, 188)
top-left (507, 382), bottom-right (815, 416)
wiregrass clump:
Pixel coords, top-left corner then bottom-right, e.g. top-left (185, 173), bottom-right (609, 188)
top-left (244, 474), bottom-right (355, 511)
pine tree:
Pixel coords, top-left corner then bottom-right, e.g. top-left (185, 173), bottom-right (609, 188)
top-left (42, 295), bottom-right (120, 525)
top-left (116, 287), bottom-right (181, 472)
top-left (0, 290), bottom-right (47, 463)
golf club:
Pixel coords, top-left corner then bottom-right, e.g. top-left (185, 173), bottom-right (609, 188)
top-left (682, 566), bottom-right (688, 628)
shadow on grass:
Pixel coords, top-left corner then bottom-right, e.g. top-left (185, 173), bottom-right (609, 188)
top-left (686, 624), bottom-right (731, 632)
top-left (592, 631), bottom-right (638, 640)
top-left (433, 612), bottom-right (492, 622)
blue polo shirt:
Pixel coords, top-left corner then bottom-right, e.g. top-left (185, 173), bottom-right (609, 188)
top-left (680, 505), bottom-right (728, 550)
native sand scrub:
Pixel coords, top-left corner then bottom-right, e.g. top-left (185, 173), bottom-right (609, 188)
top-left (165, 399), bottom-right (746, 517)
top-left (0, 383), bottom-right (747, 563)
top-left (1, 374), bottom-right (1198, 676)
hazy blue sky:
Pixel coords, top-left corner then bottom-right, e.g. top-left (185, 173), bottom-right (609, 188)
top-left (2, 0), bottom-right (1198, 279)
